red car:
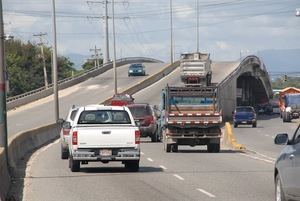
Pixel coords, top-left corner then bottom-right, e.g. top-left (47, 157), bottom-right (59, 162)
top-left (127, 103), bottom-right (159, 142)
top-left (110, 94), bottom-right (134, 106)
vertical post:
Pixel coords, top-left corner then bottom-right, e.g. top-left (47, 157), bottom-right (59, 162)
top-left (170, 0), bottom-right (173, 64)
top-left (104, 0), bottom-right (110, 64)
top-left (0, 0), bottom-right (8, 163)
top-left (51, 0), bottom-right (59, 122)
top-left (196, 0), bottom-right (199, 52)
top-left (112, 0), bottom-right (117, 95)
top-left (40, 44), bottom-right (49, 88)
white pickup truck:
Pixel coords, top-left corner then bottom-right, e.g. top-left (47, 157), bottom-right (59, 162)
top-left (68, 105), bottom-right (141, 172)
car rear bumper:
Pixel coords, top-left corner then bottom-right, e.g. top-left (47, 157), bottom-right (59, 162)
top-left (72, 148), bottom-right (140, 161)
top-left (234, 119), bottom-right (256, 124)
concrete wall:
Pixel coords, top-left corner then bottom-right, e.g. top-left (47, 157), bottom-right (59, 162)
top-left (0, 148), bottom-right (10, 201)
top-left (7, 58), bottom-right (162, 110)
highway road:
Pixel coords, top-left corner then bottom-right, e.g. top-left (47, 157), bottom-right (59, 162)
top-left (7, 62), bottom-right (166, 138)
top-left (17, 60), bottom-right (300, 201)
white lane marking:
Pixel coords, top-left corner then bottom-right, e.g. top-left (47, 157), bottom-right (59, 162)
top-left (240, 153), bottom-right (274, 164)
top-left (173, 174), bottom-right (184, 181)
top-left (24, 139), bottom-right (60, 201)
top-left (265, 134), bottom-right (270, 137)
top-left (246, 149), bottom-right (276, 161)
top-left (159, 165), bottom-right (167, 170)
top-left (141, 152), bottom-right (145, 155)
top-left (197, 188), bottom-right (216, 198)
top-left (147, 157), bottom-right (154, 162)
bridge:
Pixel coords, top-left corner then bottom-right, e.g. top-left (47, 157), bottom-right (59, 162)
top-left (1, 55), bottom-right (277, 201)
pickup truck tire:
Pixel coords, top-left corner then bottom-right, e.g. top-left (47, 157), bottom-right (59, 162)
top-left (61, 146), bottom-right (69, 160)
top-left (69, 157), bottom-right (80, 172)
top-left (252, 122), bottom-right (257, 128)
top-left (171, 144), bottom-right (178, 152)
top-left (234, 123), bottom-right (238, 128)
top-left (125, 160), bottom-right (139, 172)
top-left (164, 143), bottom-right (171, 153)
top-left (151, 132), bottom-right (158, 142)
top-left (207, 143), bottom-right (220, 153)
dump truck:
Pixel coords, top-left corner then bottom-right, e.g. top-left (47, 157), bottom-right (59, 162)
top-left (279, 87), bottom-right (300, 122)
top-left (158, 84), bottom-right (222, 153)
top-left (180, 52), bottom-right (212, 86)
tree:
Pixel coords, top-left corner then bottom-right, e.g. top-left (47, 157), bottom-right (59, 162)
top-left (82, 58), bottom-right (103, 71)
top-left (5, 39), bottom-right (78, 97)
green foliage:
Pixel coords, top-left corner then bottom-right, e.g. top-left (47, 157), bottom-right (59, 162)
top-left (271, 76), bottom-right (300, 89)
top-left (5, 39), bottom-right (77, 97)
top-left (82, 58), bottom-right (103, 71)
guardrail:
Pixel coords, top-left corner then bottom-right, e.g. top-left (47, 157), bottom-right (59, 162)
top-left (0, 60), bottom-right (178, 200)
top-left (7, 57), bottom-right (163, 110)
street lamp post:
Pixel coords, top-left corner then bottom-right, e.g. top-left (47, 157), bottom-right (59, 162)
top-left (112, 0), bottom-right (117, 95)
top-left (170, 0), bottom-right (174, 64)
top-left (51, 0), bottom-right (59, 123)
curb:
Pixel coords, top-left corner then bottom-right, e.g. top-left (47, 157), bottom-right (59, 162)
top-left (224, 122), bottom-right (246, 150)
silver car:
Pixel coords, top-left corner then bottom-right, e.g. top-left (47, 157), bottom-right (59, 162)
top-left (274, 123), bottom-right (300, 201)
top-left (60, 105), bottom-right (78, 159)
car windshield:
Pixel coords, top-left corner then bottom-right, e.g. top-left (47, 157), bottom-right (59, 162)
top-left (128, 106), bottom-right (151, 118)
top-left (78, 110), bottom-right (131, 124)
top-left (236, 107), bottom-right (253, 112)
top-left (171, 96), bottom-right (213, 106)
top-left (285, 94), bottom-right (300, 106)
top-left (130, 64), bottom-right (142, 69)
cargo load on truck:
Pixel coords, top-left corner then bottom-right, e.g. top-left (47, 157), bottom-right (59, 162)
top-left (158, 84), bottom-right (222, 153)
top-left (180, 52), bottom-right (212, 86)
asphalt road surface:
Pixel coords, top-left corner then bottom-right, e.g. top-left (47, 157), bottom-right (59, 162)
top-left (7, 62), bottom-right (166, 138)
top-left (20, 61), bottom-right (299, 201)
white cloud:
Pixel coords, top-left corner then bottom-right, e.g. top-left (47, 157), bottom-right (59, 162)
top-left (215, 41), bottom-right (230, 50)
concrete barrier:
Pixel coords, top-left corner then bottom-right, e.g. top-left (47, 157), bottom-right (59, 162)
top-left (224, 122), bottom-right (245, 150)
top-left (7, 57), bottom-right (162, 110)
top-left (0, 123), bottom-right (61, 200)
top-left (0, 148), bottom-right (10, 201)
top-left (102, 61), bottom-right (180, 104)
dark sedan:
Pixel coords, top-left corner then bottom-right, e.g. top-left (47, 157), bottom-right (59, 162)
top-left (274, 123), bottom-right (300, 201)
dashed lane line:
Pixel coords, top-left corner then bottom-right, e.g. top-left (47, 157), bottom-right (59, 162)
top-left (147, 158), bottom-right (154, 162)
top-left (173, 174), bottom-right (185, 181)
top-left (197, 188), bottom-right (216, 198)
top-left (240, 153), bottom-right (274, 164)
top-left (159, 165), bottom-right (167, 170)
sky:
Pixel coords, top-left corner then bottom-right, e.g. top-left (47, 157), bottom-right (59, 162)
top-left (3, 0), bottom-right (300, 64)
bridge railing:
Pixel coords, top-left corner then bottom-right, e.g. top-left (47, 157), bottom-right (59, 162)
top-left (7, 57), bottom-right (163, 109)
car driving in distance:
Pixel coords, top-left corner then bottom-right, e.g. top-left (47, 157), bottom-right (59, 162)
top-left (127, 103), bottom-right (159, 142)
top-left (68, 105), bottom-right (140, 172)
top-left (233, 106), bottom-right (257, 128)
top-left (128, 63), bottom-right (146, 76)
top-left (274, 123), bottom-right (300, 201)
top-left (60, 105), bottom-right (79, 159)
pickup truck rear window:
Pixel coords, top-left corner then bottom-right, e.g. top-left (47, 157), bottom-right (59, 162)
top-left (78, 110), bottom-right (131, 124)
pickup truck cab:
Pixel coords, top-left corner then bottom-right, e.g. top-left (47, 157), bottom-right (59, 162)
top-left (68, 105), bottom-right (140, 172)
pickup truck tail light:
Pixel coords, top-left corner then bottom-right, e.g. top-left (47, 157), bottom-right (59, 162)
top-left (72, 131), bottom-right (78, 145)
top-left (135, 130), bottom-right (140, 144)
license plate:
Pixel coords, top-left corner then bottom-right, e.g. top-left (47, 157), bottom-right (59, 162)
top-left (242, 121), bottom-right (247, 123)
top-left (100, 149), bottom-right (112, 156)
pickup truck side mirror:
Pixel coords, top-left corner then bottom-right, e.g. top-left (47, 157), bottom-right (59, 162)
top-left (62, 121), bottom-right (71, 129)
top-left (274, 133), bottom-right (289, 145)
top-left (135, 120), bottom-right (141, 127)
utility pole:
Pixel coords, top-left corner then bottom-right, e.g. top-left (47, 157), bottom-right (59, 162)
top-left (51, 0), bottom-right (59, 123)
top-left (87, 1), bottom-right (127, 64)
top-left (33, 32), bottom-right (49, 88)
top-left (112, 0), bottom-right (117, 95)
top-left (170, 0), bottom-right (174, 64)
top-left (196, 0), bottom-right (199, 52)
top-left (90, 45), bottom-right (101, 67)
top-left (0, 0), bottom-right (8, 165)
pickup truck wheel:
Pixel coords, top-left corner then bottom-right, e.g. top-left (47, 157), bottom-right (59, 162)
top-left (165, 143), bottom-right (171, 153)
top-left (234, 123), bottom-right (238, 128)
top-left (171, 144), bottom-right (178, 152)
top-left (69, 157), bottom-right (80, 172)
top-left (252, 122), bottom-right (257, 128)
top-left (125, 161), bottom-right (139, 172)
top-left (151, 132), bottom-right (158, 142)
top-left (61, 146), bottom-right (69, 160)
top-left (207, 143), bottom-right (220, 153)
